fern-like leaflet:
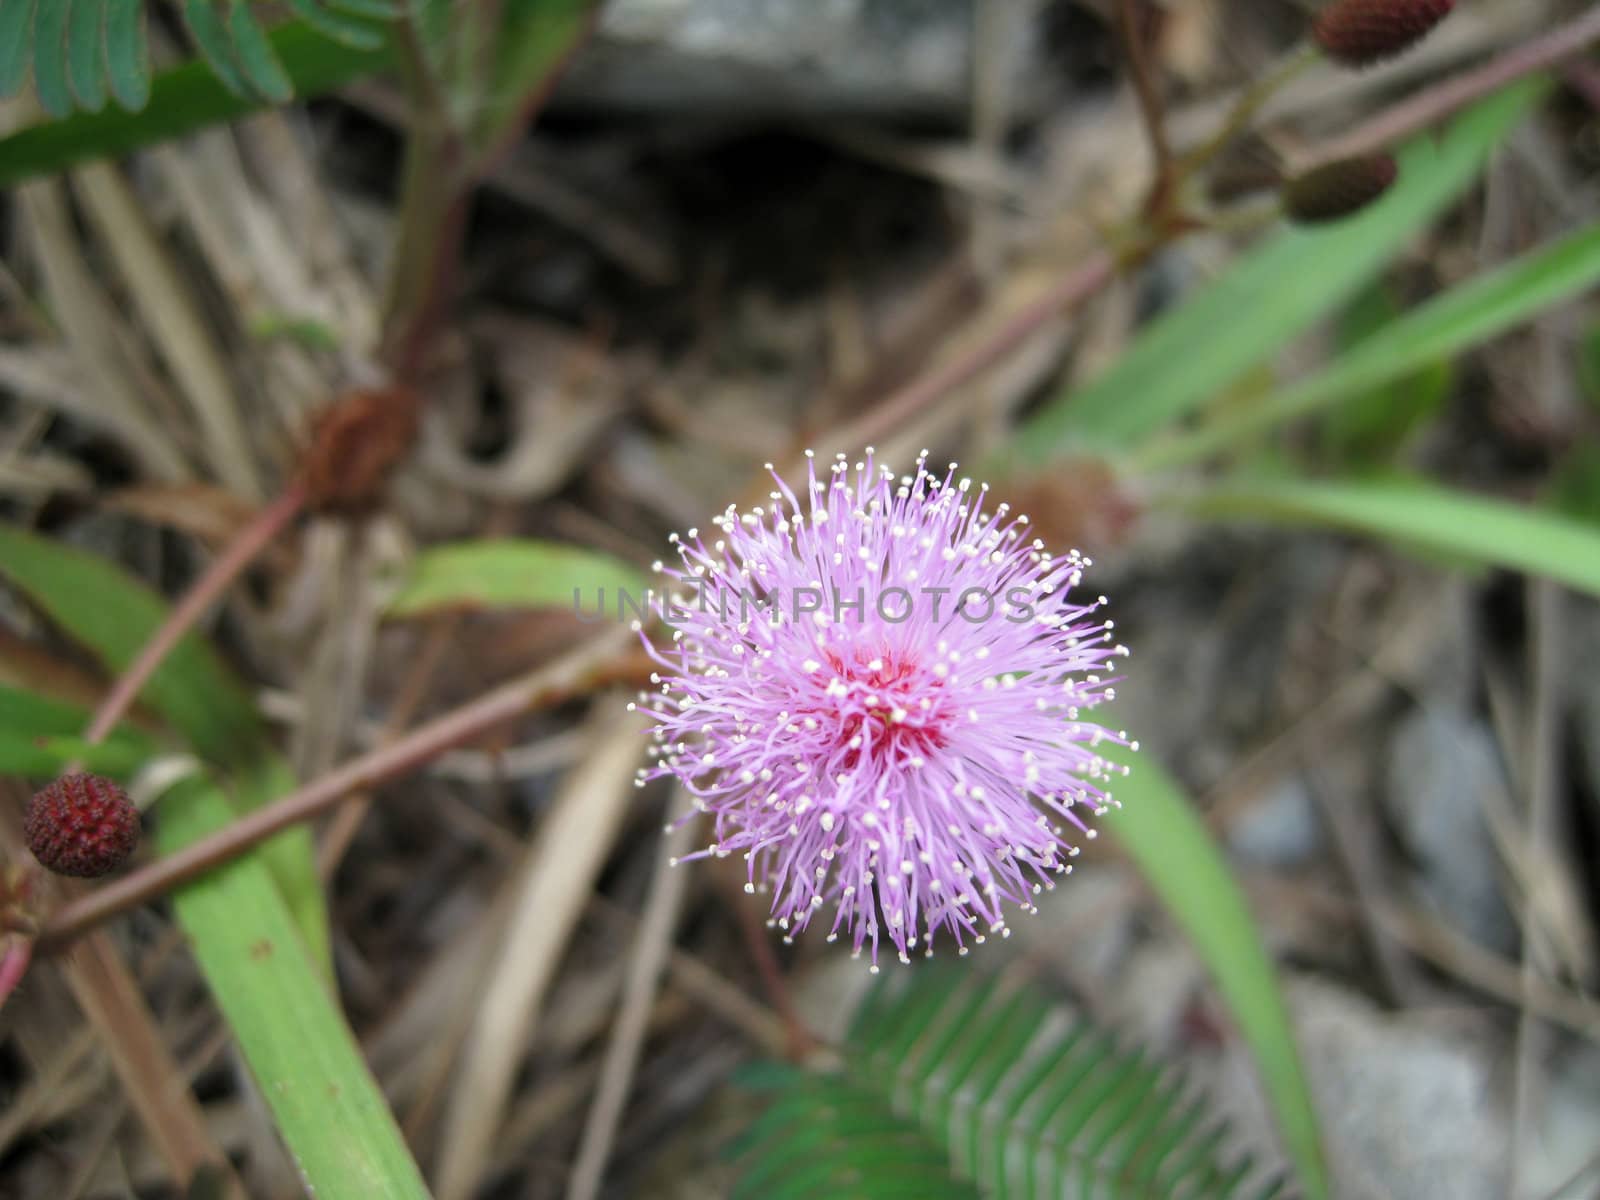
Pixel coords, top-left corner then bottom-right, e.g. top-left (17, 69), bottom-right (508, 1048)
top-left (0, 0), bottom-right (399, 117)
top-left (732, 967), bottom-right (1292, 1200)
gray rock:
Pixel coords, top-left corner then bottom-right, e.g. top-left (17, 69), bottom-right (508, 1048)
top-left (1520, 1040), bottom-right (1600, 1200)
top-left (1209, 977), bottom-right (1509, 1200)
top-left (1230, 775), bottom-right (1324, 868)
top-left (1384, 707), bottom-right (1518, 956)
top-left (557, 0), bottom-right (1031, 120)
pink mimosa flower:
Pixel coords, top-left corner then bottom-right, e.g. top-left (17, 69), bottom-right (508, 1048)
top-left (633, 450), bottom-right (1134, 967)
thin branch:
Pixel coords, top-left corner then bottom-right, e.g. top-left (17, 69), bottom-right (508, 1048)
top-left (1297, 6), bottom-right (1600, 171)
top-left (823, 250), bottom-right (1117, 455)
top-left (316, 610), bottom-right (462, 879)
top-left (79, 483), bottom-right (307, 749)
top-left (1174, 44), bottom-right (1318, 180)
top-left (1116, 0), bottom-right (1174, 200)
top-left (40, 628), bottom-right (637, 950)
top-left (725, 864), bottom-right (815, 1061)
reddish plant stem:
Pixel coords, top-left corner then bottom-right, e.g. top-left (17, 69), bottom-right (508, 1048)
top-left (315, 610), bottom-right (462, 880)
top-left (79, 483), bottom-right (307, 750)
top-left (1299, 6), bottom-right (1600, 170)
top-left (1116, 0), bottom-right (1175, 214)
top-left (39, 629), bottom-right (638, 950)
top-left (471, 2), bottom-right (605, 187)
top-left (724, 871), bottom-right (815, 1061)
top-left (0, 936), bottom-right (32, 1010)
top-left (828, 250), bottom-right (1118, 454)
top-left (385, 3), bottom-right (603, 385)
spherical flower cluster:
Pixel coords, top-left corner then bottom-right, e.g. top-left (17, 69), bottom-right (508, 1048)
top-left (25, 773), bottom-right (140, 878)
top-left (1312, 0), bottom-right (1454, 68)
top-left (633, 450), bottom-right (1134, 967)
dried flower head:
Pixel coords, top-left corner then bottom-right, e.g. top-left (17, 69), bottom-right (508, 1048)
top-left (1283, 153), bottom-right (1399, 222)
top-left (25, 773), bottom-right (140, 878)
top-left (1312, 0), bottom-right (1454, 68)
top-left (634, 450), bottom-right (1134, 967)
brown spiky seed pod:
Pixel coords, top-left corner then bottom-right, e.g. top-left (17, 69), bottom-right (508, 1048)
top-left (1284, 154), bottom-right (1399, 223)
top-left (298, 387), bottom-right (420, 515)
top-left (25, 774), bottom-right (140, 878)
top-left (1312, 0), bottom-right (1454, 68)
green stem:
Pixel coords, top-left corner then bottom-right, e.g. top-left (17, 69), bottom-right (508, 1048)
top-left (1173, 44), bottom-right (1318, 183)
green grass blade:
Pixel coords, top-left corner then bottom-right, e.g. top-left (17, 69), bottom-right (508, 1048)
top-left (155, 775), bottom-right (430, 1200)
top-left (0, 19), bottom-right (394, 185)
top-left (1178, 475), bottom-right (1600, 598)
top-left (31, 0), bottom-right (72, 116)
top-left (101, 0), bottom-right (150, 110)
top-left (1013, 80), bottom-right (1544, 458)
top-left (1314, 280), bottom-right (1454, 465)
top-left (387, 538), bottom-right (648, 618)
top-left (0, 729), bottom-right (152, 776)
top-left (0, 525), bottom-right (263, 761)
top-left (0, 683), bottom-right (158, 776)
top-left (1103, 748), bottom-right (1328, 1199)
top-left (231, 750), bottom-right (334, 976)
top-left (1141, 216), bottom-right (1600, 469)
top-left (0, 681), bottom-right (152, 744)
top-left (66, 0), bottom-right (108, 111)
top-left (0, 0), bottom-right (35, 98)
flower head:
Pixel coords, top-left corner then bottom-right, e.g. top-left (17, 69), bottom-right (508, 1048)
top-left (634, 450), bottom-right (1133, 967)
top-left (26, 773), bottom-right (140, 878)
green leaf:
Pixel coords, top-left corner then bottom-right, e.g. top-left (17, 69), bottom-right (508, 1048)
top-left (0, 0), bottom-right (35, 99)
top-left (181, 0), bottom-right (252, 97)
top-left (248, 311), bottom-right (343, 351)
top-left (1014, 80), bottom-right (1544, 458)
top-left (1547, 445), bottom-right (1600, 526)
top-left (478, 0), bottom-right (591, 148)
top-left (329, 0), bottom-right (403, 16)
top-left (1177, 475), bottom-right (1600, 599)
top-left (386, 538), bottom-right (648, 618)
top-left (731, 1074), bottom-right (980, 1200)
top-left (226, 0), bottom-right (294, 102)
top-left (156, 774), bottom-right (430, 1200)
top-left (0, 729), bottom-right (148, 776)
top-left (0, 681), bottom-right (143, 742)
top-left (1318, 280), bottom-right (1453, 463)
top-left (0, 683), bottom-right (158, 777)
top-left (0, 524), bottom-right (329, 959)
top-left (102, 0), bottom-right (150, 111)
top-left (287, 0), bottom-right (386, 49)
top-left (231, 750), bottom-right (333, 975)
top-left (1140, 216), bottom-right (1600, 470)
top-left (0, 19), bottom-right (394, 188)
top-left (1103, 749), bottom-right (1328, 1199)
top-left (32, 0), bottom-right (73, 116)
top-left (0, 525), bottom-right (263, 761)
top-left (66, 0), bottom-right (108, 112)
top-left (1577, 320), bottom-right (1600, 410)
top-left (735, 966), bottom-right (1297, 1199)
